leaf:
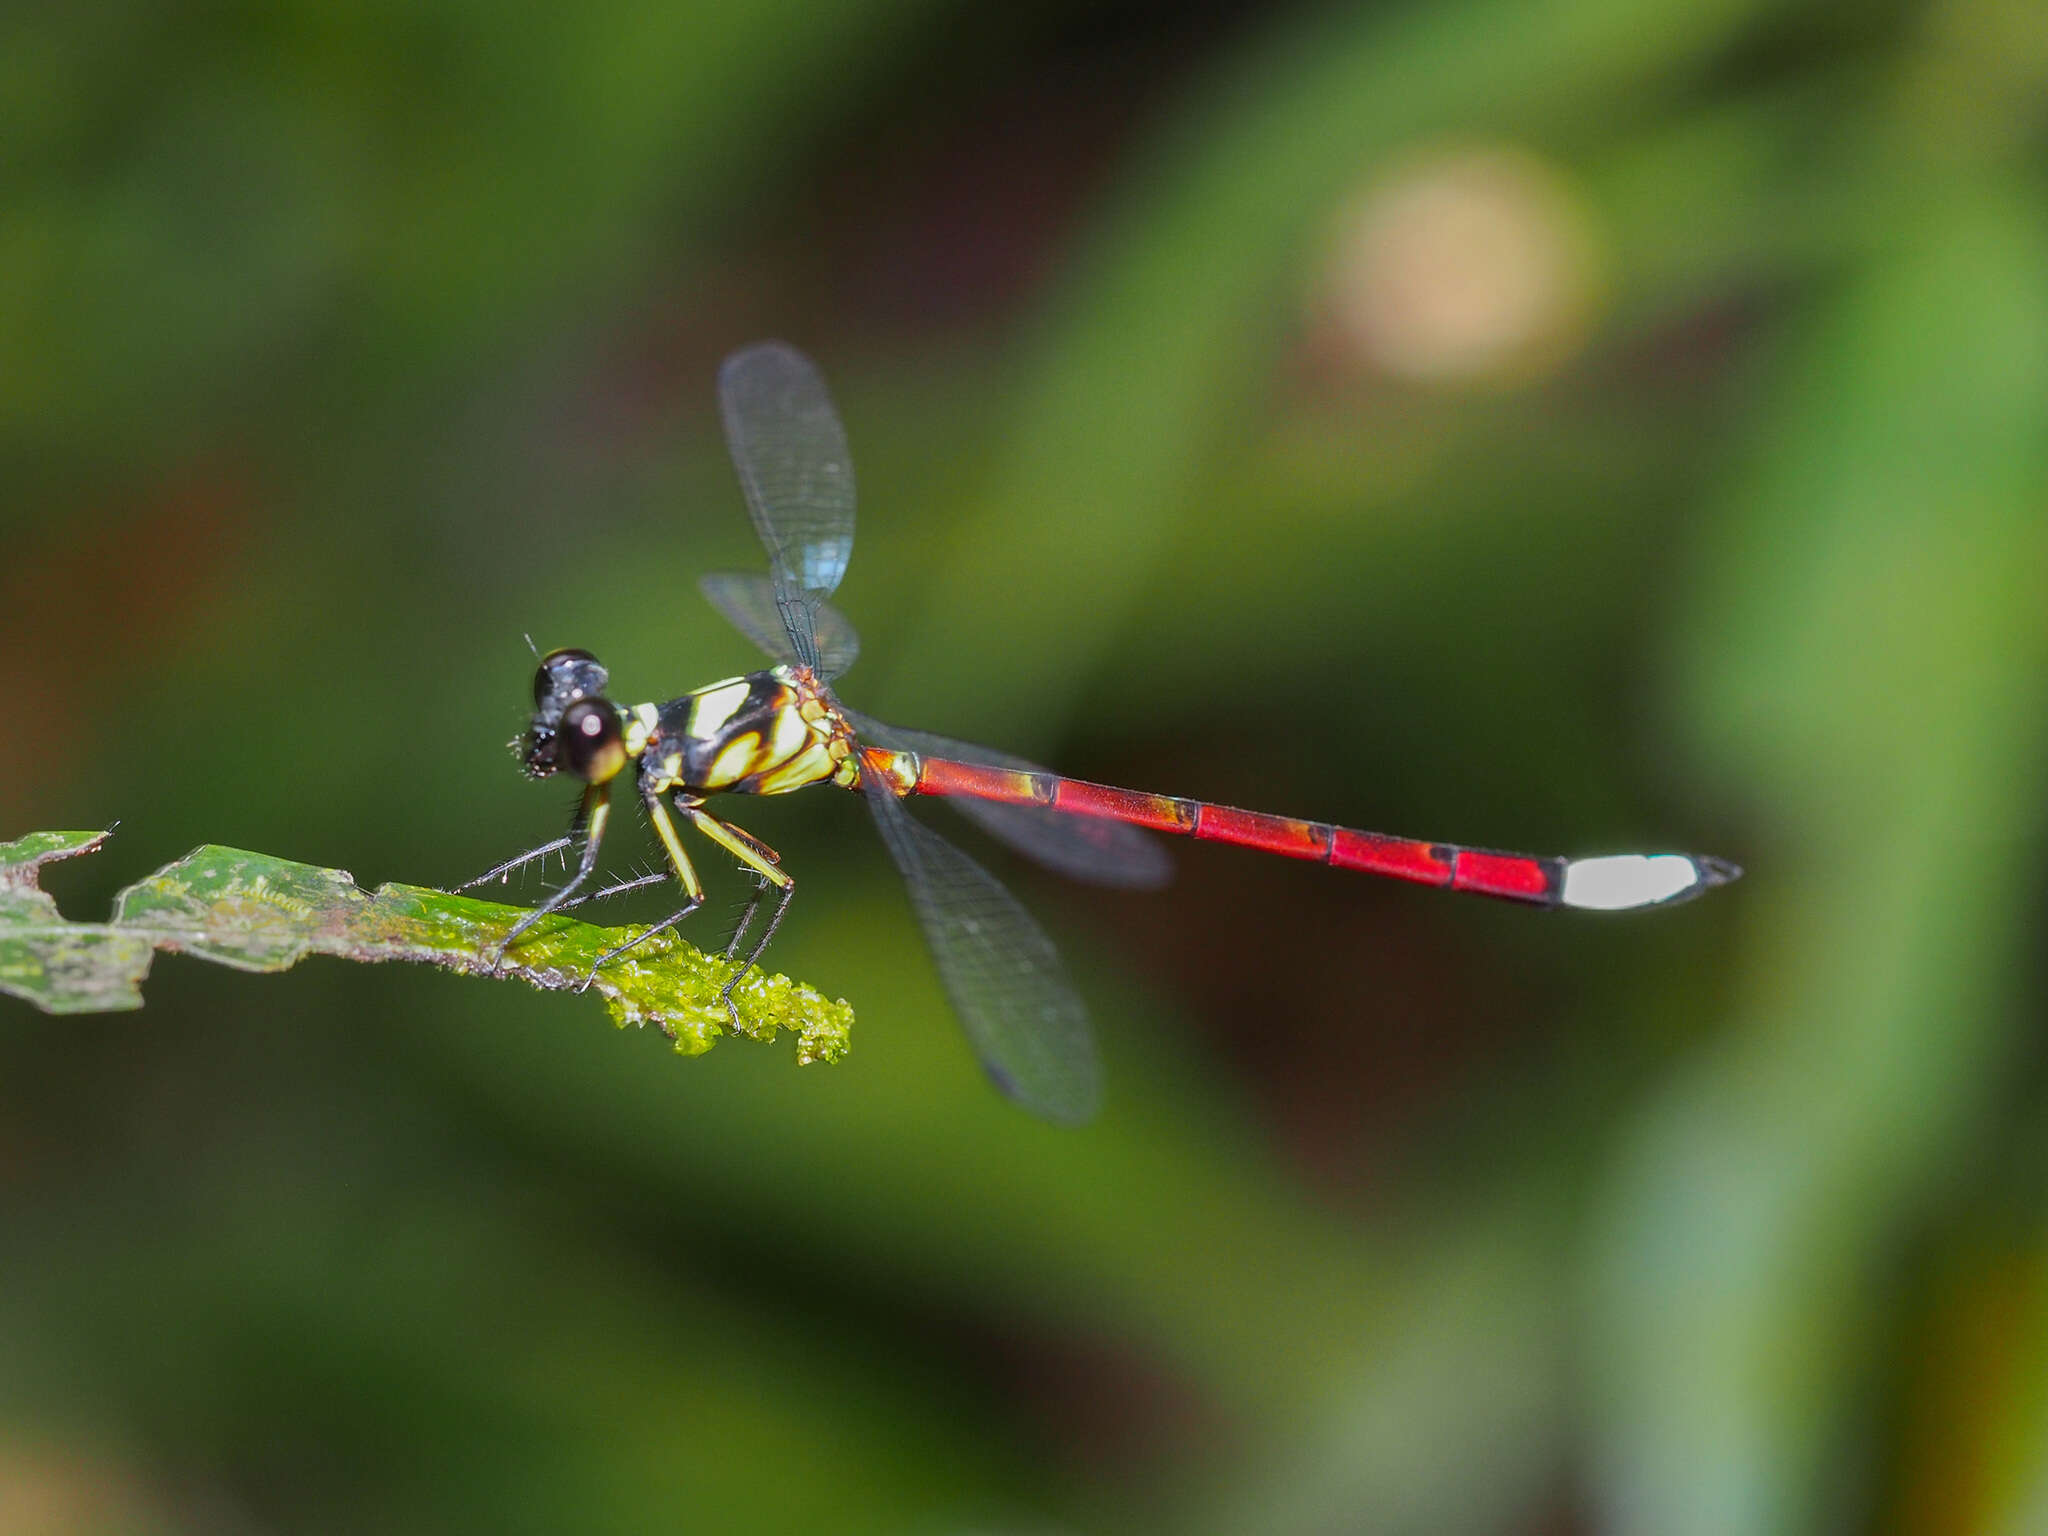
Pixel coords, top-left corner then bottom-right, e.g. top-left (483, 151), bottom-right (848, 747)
top-left (0, 830), bottom-right (157, 1015)
top-left (0, 830), bottom-right (852, 1066)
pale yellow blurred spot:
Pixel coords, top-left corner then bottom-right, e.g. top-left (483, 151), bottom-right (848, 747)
top-left (1318, 145), bottom-right (1605, 387)
top-left (0, 1442), bottom-right (173, 1536)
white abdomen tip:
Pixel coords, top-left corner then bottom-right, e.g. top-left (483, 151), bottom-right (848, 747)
top-left (1561, 853), bottom-right (1715, 911)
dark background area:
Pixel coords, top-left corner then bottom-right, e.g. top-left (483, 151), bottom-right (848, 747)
top-left (5, 1), bottom-right (2048, 1532)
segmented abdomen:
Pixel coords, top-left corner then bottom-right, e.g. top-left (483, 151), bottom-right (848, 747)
top-left (861, 747), bottom-right (1567, 905)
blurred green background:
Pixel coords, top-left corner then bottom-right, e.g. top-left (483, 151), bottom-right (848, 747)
top-left (5, 1), bottom-right (2047, 1532)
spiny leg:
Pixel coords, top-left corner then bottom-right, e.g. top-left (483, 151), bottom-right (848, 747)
top-left (723, 874), bottom-right (774, 962)
top-left (681, 806), bottom-right (795, 1020)
top-left (578, 893), bottom-right (705, 982)
top-left (716, 822), bottom-right (786, 961)
top-left (577, 787), bottom-right (706, 989)
top-left (461, 783), bottom-right (607, 892)
top-left (558, 868), bottom-right (670, 910)
top-left (458, 833), bottom-right (574, 892)
top-left (491, 786), bottom-right (610, 967)
top-left (727, 879), bottom-right (796, 998)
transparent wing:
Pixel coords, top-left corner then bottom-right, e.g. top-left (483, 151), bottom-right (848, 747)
top-left (844, 709), bottom-right (1173, 890)
top-left (718, 341), bottom-right (855, 671)
top-left (860, 770), bottom-right (1101, 1124)
top-left (698, 572), bottom-right (861, 681)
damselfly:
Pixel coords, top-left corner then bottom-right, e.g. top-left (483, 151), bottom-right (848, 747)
top-left (467, 343), bottom-right (1740, 1121)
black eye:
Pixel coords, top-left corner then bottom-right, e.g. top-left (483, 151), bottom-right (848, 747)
top-left (559, 699), bottom-right (626, 783)
top-left (534, 647), bottom-right (606, 710)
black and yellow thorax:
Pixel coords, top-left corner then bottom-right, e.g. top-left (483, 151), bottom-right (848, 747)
top-left (624, 666), bottom-right (858, 798)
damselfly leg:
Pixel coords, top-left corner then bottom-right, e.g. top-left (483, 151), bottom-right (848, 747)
top-left (457, 835), bottom-right (575, 891)
top-left (718, 872), bottom-right (796, 1002)
top-left (489, 785), bottom-right (611, 967)
top-left (557, 869), bottom-right (673, 909)
top-left (570, 783), bottom-right (709, 990)
top-left (555, 787), bottom-right (795, 1025)
top-left (723, 874), bottom-right (774, 961)
top-left (577, 893), bottom-right (707, 988)
top-left (701, 822), bottom-right (793, 972)
top-left (675, 802), bottom-right (795, 1018)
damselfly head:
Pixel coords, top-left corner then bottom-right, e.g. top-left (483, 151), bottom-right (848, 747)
top-left (521, 647), bottom-right (624, 782)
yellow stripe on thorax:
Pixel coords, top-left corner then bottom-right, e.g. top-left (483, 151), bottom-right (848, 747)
top-left (687, 679), bottom-right (753, 739)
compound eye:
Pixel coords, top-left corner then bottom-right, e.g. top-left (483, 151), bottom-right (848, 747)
top-left (558, 699), bottom-right (626, 783)
top-left (534, 647), bottom-right (605, 708)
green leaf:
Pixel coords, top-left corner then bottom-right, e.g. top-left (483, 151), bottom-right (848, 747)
top-left (0, 830), bottom-right (851, 1065)
top-left (0, 830), bottom-right (156, 1015)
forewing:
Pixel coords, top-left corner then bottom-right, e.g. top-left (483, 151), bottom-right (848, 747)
top-left (698, 572), bottom-right (861, 680)
top-left (860, 772), bottom-right (1101, 1124)
top-left (718, 342), bottom-right (855, 669)
top-left (845, 710), bottom-right (1173, 890)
